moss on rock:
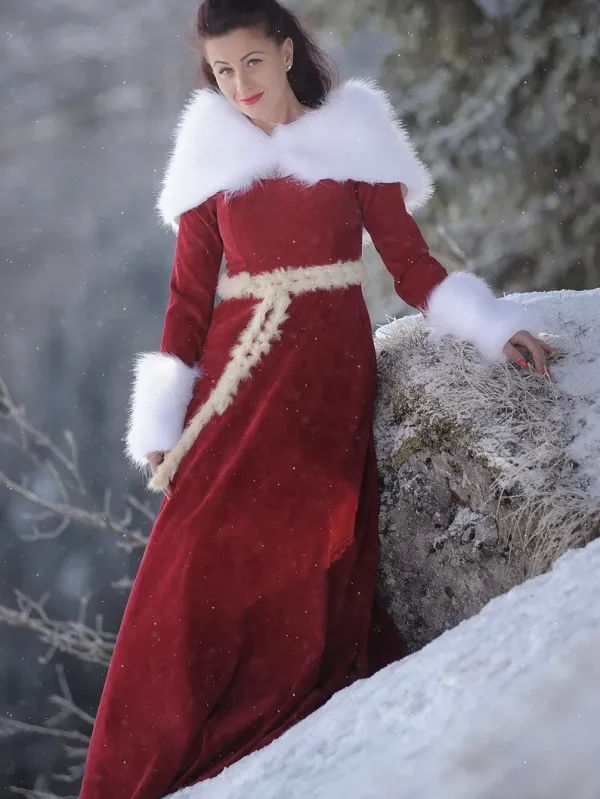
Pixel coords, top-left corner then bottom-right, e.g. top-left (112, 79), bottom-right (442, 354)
top-left (389, 381), bottom-right (474, 464)
top-left (392, 435), bottom-right (422, 467)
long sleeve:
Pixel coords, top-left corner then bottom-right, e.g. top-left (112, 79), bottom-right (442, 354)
top-left (125, 197), bottom-right (223, 469)
top-left (356, 180), bottom-right (447, 310)
top-left (356, 181), bottom-right (539, 360)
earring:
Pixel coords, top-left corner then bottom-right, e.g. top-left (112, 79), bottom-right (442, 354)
top-left (286, 63), bottom-right (292, 71)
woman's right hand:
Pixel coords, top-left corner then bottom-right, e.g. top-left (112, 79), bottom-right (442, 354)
top-left (147, 451), bottom-right (174, 499)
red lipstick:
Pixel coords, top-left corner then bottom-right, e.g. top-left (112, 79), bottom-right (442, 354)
top-left (240, 92), bottom-right (264, 106)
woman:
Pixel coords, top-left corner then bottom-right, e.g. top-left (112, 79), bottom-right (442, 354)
top-left (80, 1), bottom-right (553, 797)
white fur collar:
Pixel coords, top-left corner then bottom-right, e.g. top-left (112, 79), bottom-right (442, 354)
top-left (157, 77), bottom-right (433, 230)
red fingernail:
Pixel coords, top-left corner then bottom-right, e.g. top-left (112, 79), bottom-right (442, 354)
top-left (518, 359), bottom-right (527, 368)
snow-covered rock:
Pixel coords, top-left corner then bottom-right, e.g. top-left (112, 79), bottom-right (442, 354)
top-left (374, 287), bottom-right (600, 651)
top-left (168, 535), bottom-right (600, 799)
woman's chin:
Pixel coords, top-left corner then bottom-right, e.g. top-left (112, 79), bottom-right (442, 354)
top-left (239, 99), bottom-right (266, 117)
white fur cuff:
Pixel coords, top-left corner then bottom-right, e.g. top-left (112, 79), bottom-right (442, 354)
top-left (424, 271), bottom-right (542, 361)
top-left (124, 352), bottom-right (201, 469)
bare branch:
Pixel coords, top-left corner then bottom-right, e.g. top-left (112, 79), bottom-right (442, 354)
top-left (434, 224), bottom-right (471, 267)
top-left (1, 664), bottom-right (92, 792)
top-left (111, 576), bottom-right (135, 591)
top-left (10, 774), bottom-right (79, 799)
top-left (125, 492), bottom-right (157, 522)
top-left (0, 591), bottom-right (115, 666)
top-left (0, 470), bottom-right (149, 551)
top-left (0, 375), bottom-right (154, 551)
top-left (10, 791), bottom-right (77, 799)
top-left (0, 715), bottom-right (89, 744)
top-left (0, 376), bottom-right (87, 497)
top-left (22, 516), bottom-right (71, 542)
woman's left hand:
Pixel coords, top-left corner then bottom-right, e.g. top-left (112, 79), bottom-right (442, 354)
top-left (503, 330), bottom-right (559, 379)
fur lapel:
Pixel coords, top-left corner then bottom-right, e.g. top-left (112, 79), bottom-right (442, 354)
top-left (157, 77), bottom-right (433, 230)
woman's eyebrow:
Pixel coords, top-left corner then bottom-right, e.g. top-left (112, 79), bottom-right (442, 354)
top-left (213, 50), bottom-right (266, 66)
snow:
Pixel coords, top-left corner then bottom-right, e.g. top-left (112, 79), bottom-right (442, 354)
top-left (168, 537), bottom-right (600, 799)
top-left (517, 288), bottom-right (600, 496)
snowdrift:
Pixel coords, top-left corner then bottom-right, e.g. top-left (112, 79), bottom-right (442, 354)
top-left (168, 537), bottom-right (600, 799)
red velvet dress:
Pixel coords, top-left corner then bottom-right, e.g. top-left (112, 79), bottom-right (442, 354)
top-left (79, 177), bottom-right (447, 798)
top-left (80, 78), bottom-right (535, 799)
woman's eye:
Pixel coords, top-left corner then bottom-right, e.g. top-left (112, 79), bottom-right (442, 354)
top-left (218, 59), bottom-right (260, 76)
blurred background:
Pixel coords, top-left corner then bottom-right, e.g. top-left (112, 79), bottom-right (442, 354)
top-left (1, 0), bottom-right (598, 794)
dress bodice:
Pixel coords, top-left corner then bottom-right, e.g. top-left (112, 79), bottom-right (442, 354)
top-left (215, 178), bottom-right (363, 274)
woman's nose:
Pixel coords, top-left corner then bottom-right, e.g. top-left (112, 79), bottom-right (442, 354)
top-left (236, 76), bottom-right (254, 98)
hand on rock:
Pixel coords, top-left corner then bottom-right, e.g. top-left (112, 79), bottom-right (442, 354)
top-left (503, 330), bottom-right (559, 379)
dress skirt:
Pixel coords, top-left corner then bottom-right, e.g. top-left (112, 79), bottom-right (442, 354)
top-left (79, 281), bottom-right (405, 799)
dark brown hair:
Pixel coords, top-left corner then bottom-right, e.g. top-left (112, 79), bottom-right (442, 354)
top-left (195, 0), bottom-right (338, 108)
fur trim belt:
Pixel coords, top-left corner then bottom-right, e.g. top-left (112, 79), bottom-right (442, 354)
top-left (149, 259), bottom-right (367, 492)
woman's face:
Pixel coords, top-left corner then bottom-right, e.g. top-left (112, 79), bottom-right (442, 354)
top-left (204, 27), bottom-right (293, 122)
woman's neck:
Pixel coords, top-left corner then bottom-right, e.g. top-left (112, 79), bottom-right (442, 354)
top-left (248, 89), bottom-right (308, 135)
